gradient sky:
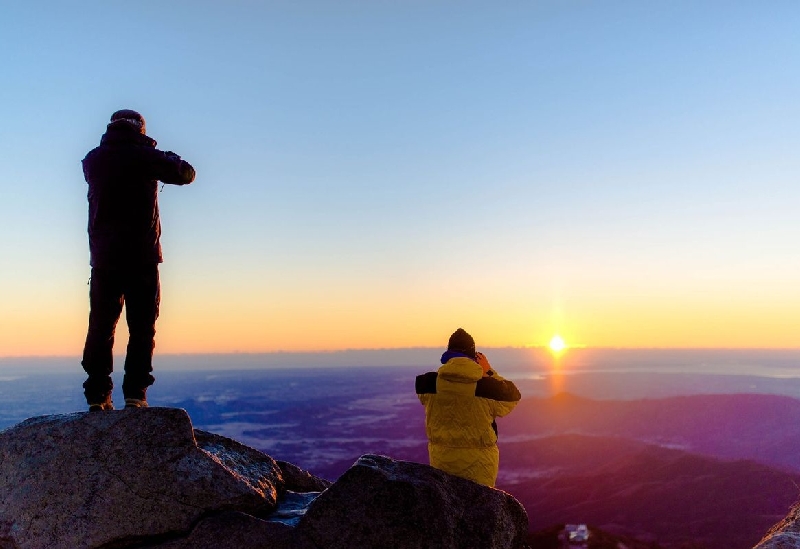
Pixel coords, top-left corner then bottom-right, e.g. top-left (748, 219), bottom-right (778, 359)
top-left (1, 1), bottom-right (799, 357)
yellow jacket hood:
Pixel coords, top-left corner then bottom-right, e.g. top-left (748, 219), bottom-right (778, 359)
top-left (437, 357), bottom-right (483, 384)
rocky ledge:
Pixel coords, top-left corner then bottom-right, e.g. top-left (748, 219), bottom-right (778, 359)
top-left (755, 503), bottom-right (800, 549)
top-left (0, 407), bottom-right (529, 549)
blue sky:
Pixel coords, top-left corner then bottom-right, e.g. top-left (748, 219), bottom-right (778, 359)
top-left (1, 2), bottom-right (799, 356)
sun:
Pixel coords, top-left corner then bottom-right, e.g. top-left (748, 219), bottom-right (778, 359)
top-left (549, 335), bottom-right (566, 353)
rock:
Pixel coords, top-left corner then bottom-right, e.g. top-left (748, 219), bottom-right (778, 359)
top-left (754, 503), bottom-right (800, 548)
top-left (193, 428), bottom-right (283, 513)
top-left (0, 408), bottom-right (285, 549)
top-left (268, 491), bottom-right (324, 528)
top-left (0, 411), bottom-right (528, 549)
top-left (298, 454), bottom-right (529, 549)
top-left (139, 511), bottom-right (316, 549)
top-left (276, 459), bottom-right (332, 492)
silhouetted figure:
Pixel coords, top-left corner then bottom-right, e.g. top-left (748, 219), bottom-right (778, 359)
top-left (81, 109), bottom-right (195, 411)
top-left (415, 328), bottom-right (521, 487)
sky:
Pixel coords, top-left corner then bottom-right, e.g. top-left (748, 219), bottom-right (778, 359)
top-left (0, 1), bottom-right (799, 357)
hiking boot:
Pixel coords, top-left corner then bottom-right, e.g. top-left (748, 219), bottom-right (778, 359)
top-left (88, 398), bottom-right (114, 412)
top-left (124, 398), bottom-right (149, 409)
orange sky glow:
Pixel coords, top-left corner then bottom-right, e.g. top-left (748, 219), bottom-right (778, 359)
top-left (2, 289), bottom-right (798, 357)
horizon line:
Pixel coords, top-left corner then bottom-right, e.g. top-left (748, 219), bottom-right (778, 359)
top-left (4, 345), bottom-right (800, 360)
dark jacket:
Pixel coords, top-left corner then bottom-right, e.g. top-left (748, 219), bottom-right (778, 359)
top-left (83, 121), bottom-right (195, 268)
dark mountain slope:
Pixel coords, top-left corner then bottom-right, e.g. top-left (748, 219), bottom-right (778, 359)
top-left (501, 436), bottom-right (800, 549)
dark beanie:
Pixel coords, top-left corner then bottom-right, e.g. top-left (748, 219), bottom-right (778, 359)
top-left (110, 109), bottom-right (146, 134)
top-left (447, 328), bottom-right (476, 358)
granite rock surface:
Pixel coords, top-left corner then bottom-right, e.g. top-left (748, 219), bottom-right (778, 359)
top-left (0, 408), bottom-right (528, 549)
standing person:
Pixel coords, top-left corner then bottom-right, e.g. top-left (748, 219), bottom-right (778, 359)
top-left (415, 328), bottom-right (521, 487)
top-left (81, 109), bottom-right (195, 411)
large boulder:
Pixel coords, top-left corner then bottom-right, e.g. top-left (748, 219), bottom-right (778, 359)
top-left (299, 454), bottom-right (530, 549)
top-left (0, 408), bottom-right (292, 549)
top-left (0, 410), bottom-right (527, 549)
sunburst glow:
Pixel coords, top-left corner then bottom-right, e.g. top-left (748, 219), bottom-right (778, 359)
top-left (549, 335), bottom-right (566, 353)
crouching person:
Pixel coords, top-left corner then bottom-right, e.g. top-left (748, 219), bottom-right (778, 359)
top-left (415, 328), bottom-right (521, 487)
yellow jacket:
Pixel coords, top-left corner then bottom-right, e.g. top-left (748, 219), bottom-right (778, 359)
top-left (416, 357), bottom-right (521, 487)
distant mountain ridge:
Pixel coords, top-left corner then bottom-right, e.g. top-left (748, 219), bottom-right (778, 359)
top-left (502, 392), bottom-right (800, 472)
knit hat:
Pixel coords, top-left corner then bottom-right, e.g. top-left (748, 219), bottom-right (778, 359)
top-left (447, 328), bottom-right (476, 359)
top-left (110, 109), bottom-right (146, 134)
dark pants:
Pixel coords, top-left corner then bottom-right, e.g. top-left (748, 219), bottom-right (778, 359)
top-left (81, 265), bottom-right (160, 404)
